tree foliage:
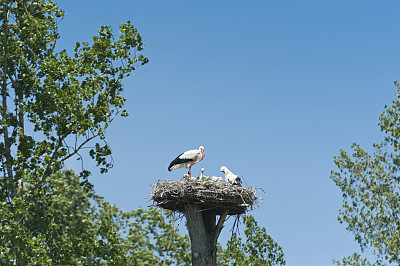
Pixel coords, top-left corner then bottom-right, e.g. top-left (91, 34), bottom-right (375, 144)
top-left (0, 0), bottom-right (148, 262)
top-left (331, 83), bottom-right (400, 264)
top-left (0, 0), bottom-right (148, 197)
top-left (0, 170), bottom-right (191, 264)
top-left (218, 216), bottom-right (286, 266)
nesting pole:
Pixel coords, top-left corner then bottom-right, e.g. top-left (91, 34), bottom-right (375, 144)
top-left (151, 179), bottom-right (258, 266)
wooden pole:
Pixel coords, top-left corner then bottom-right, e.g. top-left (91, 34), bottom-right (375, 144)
top-left (184, 204), bottom-right (228, 266)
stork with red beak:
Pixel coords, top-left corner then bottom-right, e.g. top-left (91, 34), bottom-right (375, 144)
top-left (168, 146), bottom-right (205, 178)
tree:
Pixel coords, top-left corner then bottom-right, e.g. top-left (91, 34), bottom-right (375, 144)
top-left (218, 215), bottom-right (286, 266)
top-left (0, 0), bottom-right (148, 193)
top-left (0, 170), bottom-right (192, 264)
top-left (0, 0), bottom-right (147, 262)
top-left (331, 83), bottom-right (400, 265)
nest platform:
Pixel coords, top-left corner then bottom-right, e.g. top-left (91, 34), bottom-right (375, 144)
top-left (150, 179), bottom-right (259, 215)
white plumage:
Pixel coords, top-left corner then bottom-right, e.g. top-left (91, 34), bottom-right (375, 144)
top-left (168, 146), bottom-right (205, 178)
top-left (220, 166), bottom-right (242, 186)
top-left (200, 168), bottom-right (205, 180)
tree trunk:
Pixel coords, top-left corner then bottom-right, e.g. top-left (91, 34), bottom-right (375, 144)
top-left (184, 205), bottom-right (228, 266)
top-left (1, 0), bottom-right (14, 198)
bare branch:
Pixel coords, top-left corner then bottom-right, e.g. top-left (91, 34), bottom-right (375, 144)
top-left (214, 210), bottom-right (229, 242)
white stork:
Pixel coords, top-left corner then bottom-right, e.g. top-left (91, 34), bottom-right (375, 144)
top-left (168, 146), bottom-right (205, 178)
top-left (220, 166), bottom-right (242, 186)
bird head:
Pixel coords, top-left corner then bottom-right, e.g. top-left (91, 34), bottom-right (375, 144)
top-left (199, 146), bottom-right (205, 157)
top-left (220, 166), bottom-right (228, 173)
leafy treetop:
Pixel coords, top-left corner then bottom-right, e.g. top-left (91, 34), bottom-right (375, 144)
top-left (0, 0), bottom-right (148, 200)
top-left (331, 83), bottom-right (400, 265)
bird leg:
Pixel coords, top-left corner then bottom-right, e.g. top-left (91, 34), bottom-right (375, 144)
top-left (188, 167), bottom-right (191, 178)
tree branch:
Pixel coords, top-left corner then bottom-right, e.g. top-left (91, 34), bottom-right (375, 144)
top-left (60, 108), bottom-right (121, 163)
top-left (28, 134), bottom-right (66, 194)
top-left (214, 210), bottom-right (229, 243)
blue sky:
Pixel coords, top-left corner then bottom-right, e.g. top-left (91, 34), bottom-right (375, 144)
top-left (58, 1), bottom-right (399, 265)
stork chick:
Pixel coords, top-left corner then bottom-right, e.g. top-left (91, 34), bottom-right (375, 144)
top-left (220, 166), bottom-right (242, 186)
top-left (200, 168), bottom-right (206, 180)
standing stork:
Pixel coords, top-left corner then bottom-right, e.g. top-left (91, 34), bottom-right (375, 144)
top-left (168, 146), bottom-right (205, 178)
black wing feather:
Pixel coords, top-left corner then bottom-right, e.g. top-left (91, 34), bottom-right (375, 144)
top-left (168, 153), bottom-right (193, 171)
top-left (233, 177), bottom-right (242, 186)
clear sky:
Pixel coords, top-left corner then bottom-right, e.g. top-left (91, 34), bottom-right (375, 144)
top-left (57, 1), bottom-right (399, 265)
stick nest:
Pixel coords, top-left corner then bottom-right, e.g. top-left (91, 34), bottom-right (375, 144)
top-left (150, 179), bottom-right (260, 215)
